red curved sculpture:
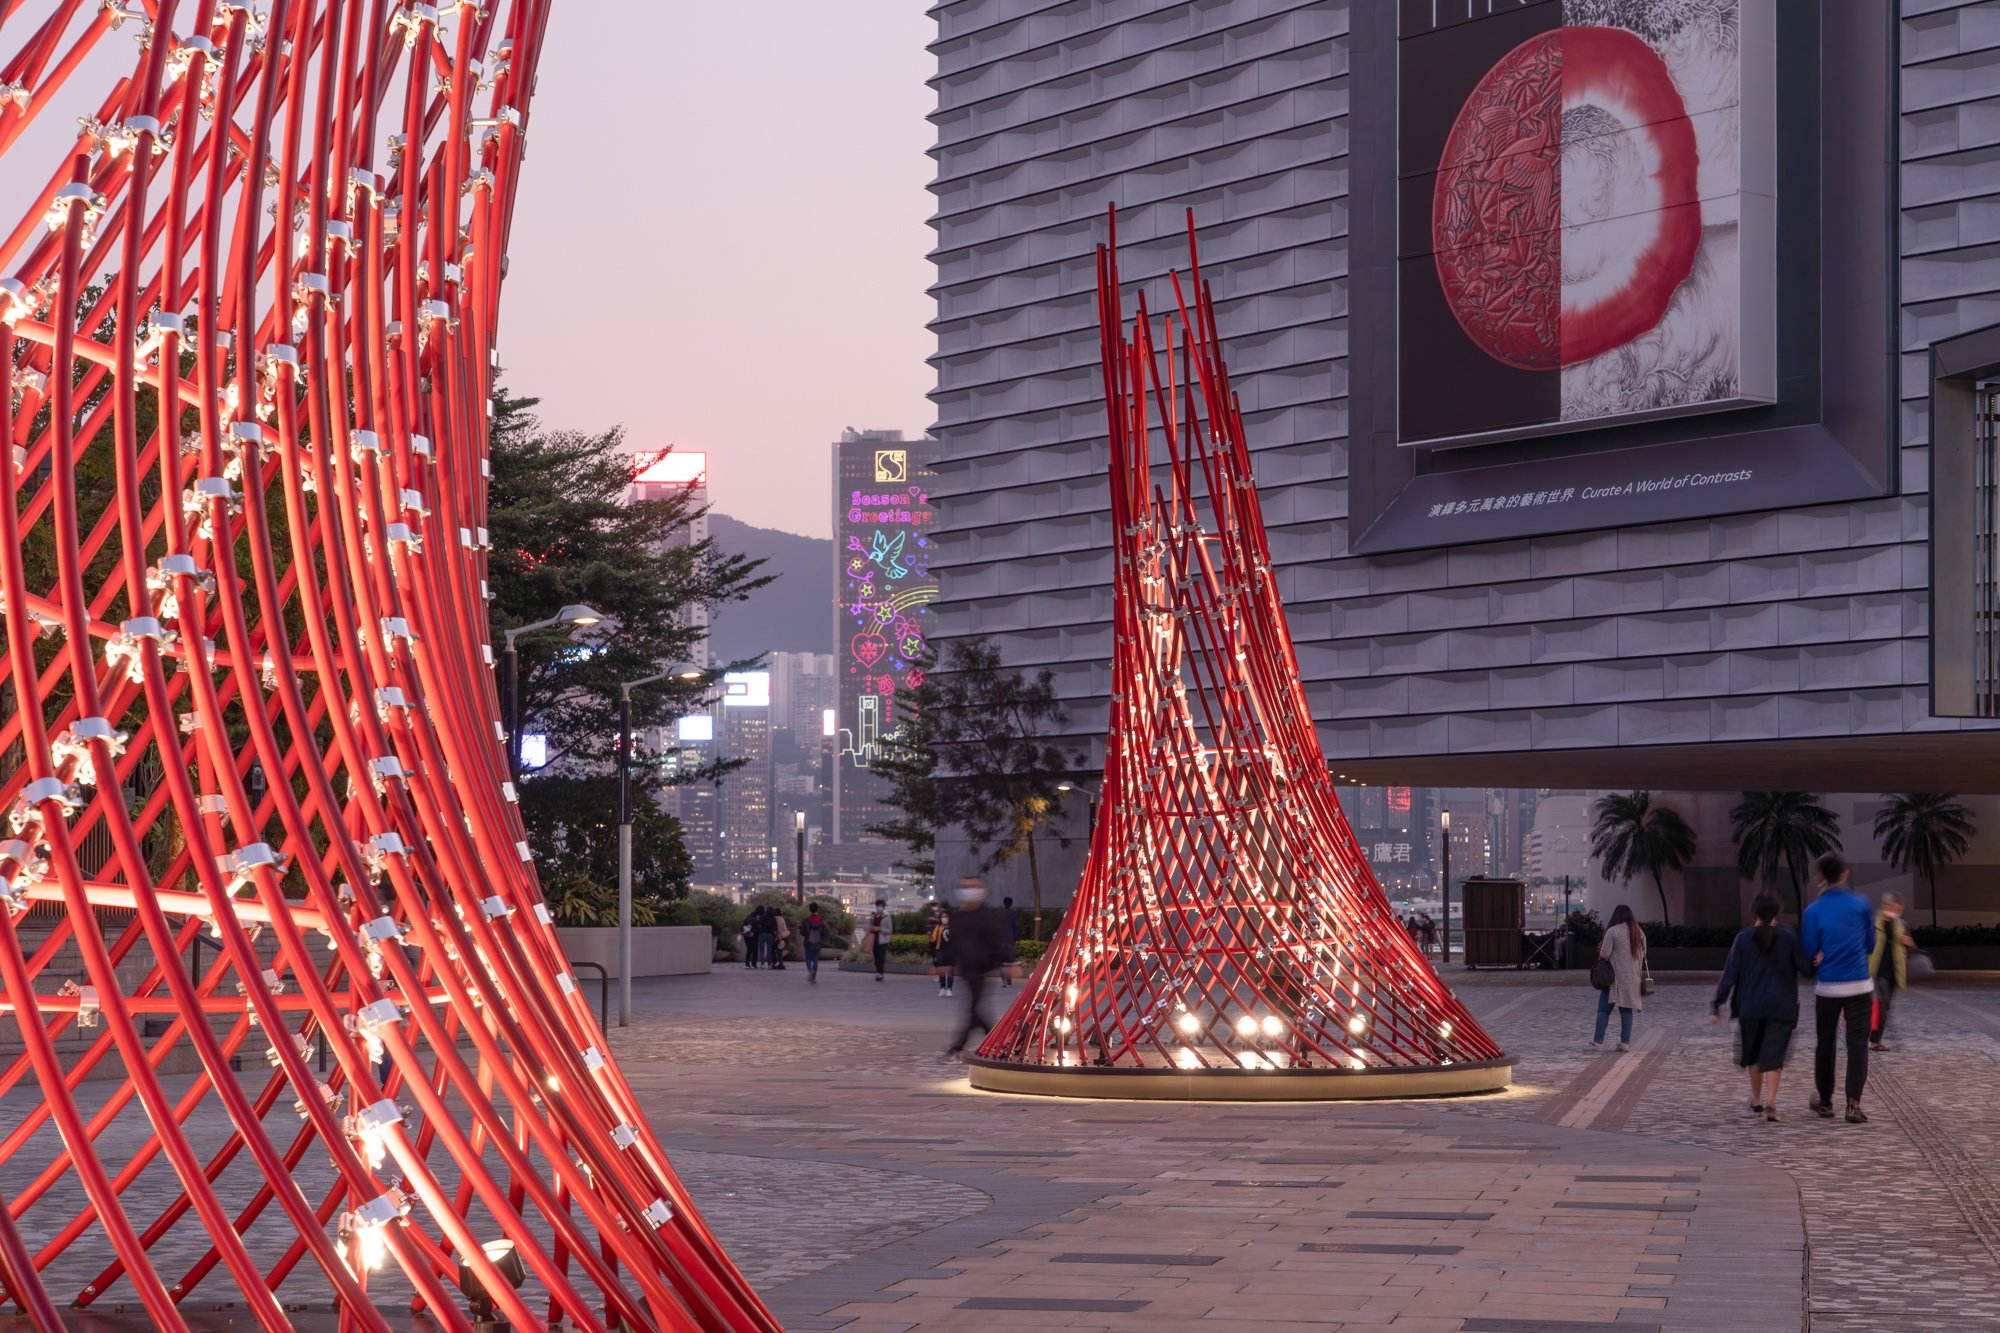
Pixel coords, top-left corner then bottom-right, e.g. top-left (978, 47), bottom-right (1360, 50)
top-left (0, 4), bottom-right (773, 1328)
top-left (968, 211), bottom-right (1510, 1100)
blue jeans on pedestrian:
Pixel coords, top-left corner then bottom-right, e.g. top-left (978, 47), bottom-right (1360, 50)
top-left (804, 944), bottom-right (822, 977)
top-left (1594, 989), bottom-right (1634, 1045)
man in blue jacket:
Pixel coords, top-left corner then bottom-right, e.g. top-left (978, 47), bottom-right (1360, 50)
top-left (1799, 853), bottom-right (1876, 1123)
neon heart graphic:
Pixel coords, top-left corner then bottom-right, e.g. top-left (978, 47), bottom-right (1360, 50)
top-left (852, 634), bottom-right (888, 668)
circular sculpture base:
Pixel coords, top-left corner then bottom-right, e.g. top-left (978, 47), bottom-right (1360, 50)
top-left (964, 1055), bottom-right (1513, 1102)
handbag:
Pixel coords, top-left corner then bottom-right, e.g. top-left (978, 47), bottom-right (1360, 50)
top-left (1589, 956), bottom-right (1614, 991)
top-left (1640, 958), bottom-right (1656, 998)
top-left (1907, 949), bottom-right (1935, 981)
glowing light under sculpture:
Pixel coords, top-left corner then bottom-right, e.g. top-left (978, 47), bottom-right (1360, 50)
top-left (0, 3), bottom-right (772, 1328)
top-left (968, 212), bottom-right (1512, 1100)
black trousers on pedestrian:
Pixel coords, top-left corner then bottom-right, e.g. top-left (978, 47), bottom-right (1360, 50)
top-left (1871, 982), bottom-right (1895, 1041)
top-left (1814, 991), bottom-right (1871, 1105)
top-left (949, 970), bottom-right (994, 1053)
top-left (872, 942), bottom-right (888, 977)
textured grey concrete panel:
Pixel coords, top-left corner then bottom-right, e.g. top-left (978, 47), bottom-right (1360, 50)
top-left (928, 0), bottom-right (2000, 765)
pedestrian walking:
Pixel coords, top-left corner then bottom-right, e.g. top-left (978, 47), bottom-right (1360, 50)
top-left (1591, 903), bottom-right (1648, 1052)
top-left (1869, 891), bottom-right (1912, 1052)
top-left (1711, 892), bottom-right (1814, 1122)
top-left (801, 902), bottom-right (828, 984)
top-left (999, 894), bottom-right (1023, 986)
top-left (928, 902), bottom-right (954, 996)
top-left (771, 909), bottom-right (791, 970)
top-left (1418, 913), bottom-right (1437, 958)
top-left (945, 877), bottom-right (1013, 1057)
top-left (1800, 852), bottom-right (1875, 1123)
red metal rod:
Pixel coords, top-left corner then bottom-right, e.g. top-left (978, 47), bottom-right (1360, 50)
top-left (979, 210), bottom-right (1506, 1082)
top-left (0, 3), bottom-right (776, 1326)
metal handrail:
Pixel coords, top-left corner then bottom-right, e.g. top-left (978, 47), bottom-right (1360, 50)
top-left (571, 960), bottom-right (610, 1035)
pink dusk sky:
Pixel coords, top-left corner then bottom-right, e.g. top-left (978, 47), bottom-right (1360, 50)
top-left (503, 5), bottom-right (939, 540)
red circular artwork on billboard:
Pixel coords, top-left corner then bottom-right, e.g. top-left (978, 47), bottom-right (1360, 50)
top-left (1431, 25), bottom-right (1700, 371)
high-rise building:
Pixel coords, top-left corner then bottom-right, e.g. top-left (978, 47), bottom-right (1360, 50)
top-left (1524, 793), bottom-right (1594, 891)
top-left (767, 651), bottom-right (837, 877)
top-left (717, 669), bottom-right (774, 885)
top-left (928, 1), bottom-right (2000, 818)
top-left (632, 448), bottom-right (712, 668)
top-left (831, 429), bottom-right (938, 843)
top-left (769, 651), bottom-right (838, 746)
top-left (655, 711), bottom-right (721, 885)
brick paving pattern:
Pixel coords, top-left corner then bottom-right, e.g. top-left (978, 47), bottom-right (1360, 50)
top-left (4, 968), bottom-right (1998, 1329)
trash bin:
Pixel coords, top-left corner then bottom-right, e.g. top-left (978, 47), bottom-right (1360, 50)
top-left (1460, 876), bottom-right (1524, 969)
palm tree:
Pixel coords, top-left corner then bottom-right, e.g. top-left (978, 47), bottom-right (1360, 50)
top-left (1731, 792), bottom-right (1841, 919)
top-left (1873, 793), bottom-right (1976, 928)
top-left (1588, 792), bottom-right (1697, 927)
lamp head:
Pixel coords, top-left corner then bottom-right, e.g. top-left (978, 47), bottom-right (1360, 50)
top-left (556, 603), bottom-right (603, 627)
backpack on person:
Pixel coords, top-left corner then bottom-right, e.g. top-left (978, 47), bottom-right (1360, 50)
top-left (804, 917), bottom-right (827, 949)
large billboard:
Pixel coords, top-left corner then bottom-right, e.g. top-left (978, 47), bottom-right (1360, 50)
top-left (1344, 2), bottom-right (1894, 553)
top-left (1398, 0), bottom-right (1774, 448)
top-left (833, 435), bottom-right (937, 839)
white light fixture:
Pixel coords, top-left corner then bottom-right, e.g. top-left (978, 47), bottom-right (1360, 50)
top-left (1259, 1014), bottom-right (1282, 1038)
top-left (1176, 1012), bottom-right (1200, 1035)
top-left (1234, 1015), bottom-right (1257, 1037)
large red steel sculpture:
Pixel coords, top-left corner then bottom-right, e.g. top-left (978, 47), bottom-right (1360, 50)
top-left (968, 213), bottom-right (1511, 1100)
top-left (0, 3), bottom-right (774, 1328)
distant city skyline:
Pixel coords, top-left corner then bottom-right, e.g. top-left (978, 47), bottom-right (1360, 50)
top-left (503, 4), bottom-right (936, 540)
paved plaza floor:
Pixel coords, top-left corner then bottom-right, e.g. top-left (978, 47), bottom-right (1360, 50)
top-left (7, 964), bottom-right (2000, 1331)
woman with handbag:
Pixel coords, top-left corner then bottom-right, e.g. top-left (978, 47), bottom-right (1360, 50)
top-left (1591, 903), bottom-right (1649, 1052)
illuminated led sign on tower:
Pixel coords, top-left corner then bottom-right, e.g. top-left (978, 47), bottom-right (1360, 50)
top-left (832, 431), bottom-right (937, 841)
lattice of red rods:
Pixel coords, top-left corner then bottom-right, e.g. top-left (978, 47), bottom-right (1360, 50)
top-left (978, 210), bottom-right (1507, 1081)
top-left (0, 3), bottom-right (774, 1328)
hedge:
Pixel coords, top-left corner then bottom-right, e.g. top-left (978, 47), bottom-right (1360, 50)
top-left (1911, 923), bottom-right (2000, 947)
top-left (1637, 923), bottom-right (1739, 949)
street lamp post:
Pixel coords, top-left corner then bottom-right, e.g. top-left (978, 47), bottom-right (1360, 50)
top-left (615, 664), bottom-right (703, 1027)
top-left (794, 811), bottom-right (806, 903)
top-left (1440, 807), bottom-right (1452, 965)
top-left (1055, 778), bottom-right (1100, 832)
top-left (500, 604), bottom-right (604, 781)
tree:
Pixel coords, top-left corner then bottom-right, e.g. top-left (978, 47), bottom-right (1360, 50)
top-left (485, 383), bottom-right (771, 906)
top-left (870, 638), bottom-right (1082, 939)
top-left (485, 385), bottom-right (771, 770)
top-left (1588, 792), bottom-right (1696, 927)
top-left (516, 775), bottom-right (693, 924)
top-left (1873, 793), bottom-right (1976, 928)
top-left (1731, 791), bottom-right (1840, 919)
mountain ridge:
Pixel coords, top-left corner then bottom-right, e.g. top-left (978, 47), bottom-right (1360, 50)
top-left (704, 512), bottom-right (833, 663)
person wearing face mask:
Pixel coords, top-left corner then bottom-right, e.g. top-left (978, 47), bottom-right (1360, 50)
top-left (943, 876), bottom-right (1012, 1059)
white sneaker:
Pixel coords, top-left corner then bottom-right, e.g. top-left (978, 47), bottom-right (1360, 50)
top-left (1615, 1042), bottom-right (1631, 1053)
